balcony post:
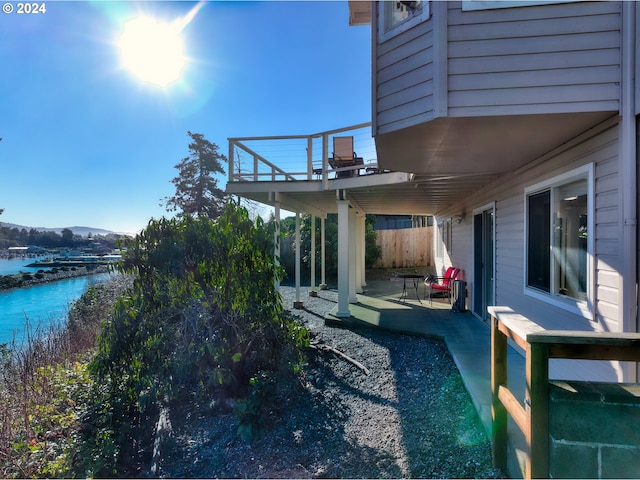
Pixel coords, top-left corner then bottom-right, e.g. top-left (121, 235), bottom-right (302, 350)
top-left (307, 136), bottom-right (313, 181)
top-left (322, 133), bottom-right (329, 189)
top-left (228, 141), bottom-right (234, 183)
top-left (253, 155), bottom-right (259, 182)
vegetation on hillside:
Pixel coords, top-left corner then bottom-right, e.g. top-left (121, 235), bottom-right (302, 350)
top-left (0, 204), bottom-right (312, 477)
top-left (0, 275), bottom-right (132, 478)
top-left (84, 204), bottom-right (310, 475)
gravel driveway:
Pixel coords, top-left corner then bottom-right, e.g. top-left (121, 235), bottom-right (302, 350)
top-left (157, 286), bottom-right (503, 478)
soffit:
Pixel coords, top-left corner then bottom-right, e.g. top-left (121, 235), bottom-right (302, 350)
top-left (375, 112), bottom-right (615, 175)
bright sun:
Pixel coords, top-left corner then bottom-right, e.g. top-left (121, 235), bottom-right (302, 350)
top-left (118, 16), bottom-right (186, 86)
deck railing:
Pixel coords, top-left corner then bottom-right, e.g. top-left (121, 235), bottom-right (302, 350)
top-left (489, 306), bottom-right (640, 479)
top-left (227, 122), bottom-right (375, 184)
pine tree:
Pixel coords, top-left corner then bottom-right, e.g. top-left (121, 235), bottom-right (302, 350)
top-left (164, 131), bottom-right (227, 219)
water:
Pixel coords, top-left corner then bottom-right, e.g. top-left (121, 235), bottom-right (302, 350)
top-left (0, 256), bottom-right (47, 276)
top-left (0, 258), bottom-right (111, 345)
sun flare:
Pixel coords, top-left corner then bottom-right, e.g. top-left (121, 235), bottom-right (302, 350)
top-left (118, 16), bottom-right (186, 86)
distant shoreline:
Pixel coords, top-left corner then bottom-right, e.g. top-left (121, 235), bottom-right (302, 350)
top-left (0, 265), bottom-right (110, 292)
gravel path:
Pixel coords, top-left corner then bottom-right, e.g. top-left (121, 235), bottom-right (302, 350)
top-left (157, 286), bottom-right (503, 479)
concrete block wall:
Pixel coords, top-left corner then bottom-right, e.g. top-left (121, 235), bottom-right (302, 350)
top-left (549, 381), bottom-right (640, 479)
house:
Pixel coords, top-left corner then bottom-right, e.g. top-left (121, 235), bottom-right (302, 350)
top-left (227, 1), bottom-right (638, 384)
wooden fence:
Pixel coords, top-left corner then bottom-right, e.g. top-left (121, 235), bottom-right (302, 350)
top-left (280, 225), bottom-right (434, 274)
top-left (373, 226), bottom-right (433, 268)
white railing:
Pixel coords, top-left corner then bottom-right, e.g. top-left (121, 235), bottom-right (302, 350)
top-left (227, 122), bottom-right (376, 183)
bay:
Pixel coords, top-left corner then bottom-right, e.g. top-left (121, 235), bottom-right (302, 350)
top-left (0, 272), bottom-right (111, 345)
top-left (0, 256), bottom-right (47, 276)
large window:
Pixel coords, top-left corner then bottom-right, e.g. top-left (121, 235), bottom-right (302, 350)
top-left (525, 165), bottom-right (593, 317)
top-left (378, 1), bottom-right (430, 42)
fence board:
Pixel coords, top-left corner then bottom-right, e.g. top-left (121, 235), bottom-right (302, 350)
top-left (374, 226), bottom-right (434, 268)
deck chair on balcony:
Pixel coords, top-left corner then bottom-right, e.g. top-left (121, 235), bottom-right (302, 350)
top-left (424, 266), bottom-right (460, 305)
top-left (329, 136), bottom-right (363, 178)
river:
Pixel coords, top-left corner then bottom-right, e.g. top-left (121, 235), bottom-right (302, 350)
top-left (0, 258), bottom-right (111, 345)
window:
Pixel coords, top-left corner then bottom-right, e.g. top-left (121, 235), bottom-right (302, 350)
top-left (378, 1), bottom-right (430, 42)
top-left (525, 165), bottom-right (593, 317)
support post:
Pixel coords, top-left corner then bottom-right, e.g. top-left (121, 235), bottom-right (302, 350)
top-left (294, 212), bottom-right (304, 309)
top-left (320, 216), bottom-right (327, 289)
top-left (273, 201), bottom-right (281, 292)
top-left (358, 214), bottom-right (366, 291)
top-left (336, 198), bottom-right (351, 317)
top-left (348, 206), bottom-right (358, 303)
top-left (310, 215), bottom-right (317, 296)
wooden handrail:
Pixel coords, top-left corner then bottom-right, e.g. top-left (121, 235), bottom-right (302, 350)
top-left (489, 306), bottom-right (640, 479)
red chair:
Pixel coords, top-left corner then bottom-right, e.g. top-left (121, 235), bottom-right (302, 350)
top-left (424, 267), bottom-right (460, 305)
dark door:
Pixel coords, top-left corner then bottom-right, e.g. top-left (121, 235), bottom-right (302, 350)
top-left (473, 208), bottom-right (494, 323)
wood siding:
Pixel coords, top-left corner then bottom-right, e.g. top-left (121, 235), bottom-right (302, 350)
top-left (374, 1), bottom-right (622, 134)
top-left (437, 122), bottom-right (622, 382)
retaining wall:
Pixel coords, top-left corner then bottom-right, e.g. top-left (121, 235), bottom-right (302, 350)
top-left (549, 380), bottom-right (640, 479)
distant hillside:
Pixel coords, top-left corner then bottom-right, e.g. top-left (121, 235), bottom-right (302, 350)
top-left (1, 223), bottom-right (118, 237)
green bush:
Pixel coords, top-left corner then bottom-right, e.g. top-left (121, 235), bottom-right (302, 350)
top-left (87, 204), bottom-right (309, 475)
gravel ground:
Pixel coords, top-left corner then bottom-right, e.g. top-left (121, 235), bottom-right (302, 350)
top-left (156, 286), bottom-right (503, 479)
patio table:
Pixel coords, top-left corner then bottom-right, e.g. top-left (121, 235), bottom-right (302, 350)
top-left (396, 274), bottom-right (424, 304)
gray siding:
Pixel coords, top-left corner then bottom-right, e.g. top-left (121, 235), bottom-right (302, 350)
top-left (374, 1), bottom-right (622, 134)
top-left (376, 16), bottom-right (435, 134)
top-left (448, 1), bottom-right (621, 117)
top-left (440, 122), bottom-right (622, 382)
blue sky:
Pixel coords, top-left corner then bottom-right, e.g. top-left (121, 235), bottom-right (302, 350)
top-left (0, 1), bottom-right (371, 234)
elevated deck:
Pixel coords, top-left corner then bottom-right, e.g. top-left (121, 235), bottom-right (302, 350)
top-left (226, 122), bottom-right (500, 217)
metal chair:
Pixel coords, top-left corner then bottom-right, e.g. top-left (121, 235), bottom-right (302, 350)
top-left (424, 267), bottom-right (460, 305)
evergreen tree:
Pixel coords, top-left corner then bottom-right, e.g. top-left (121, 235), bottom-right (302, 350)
top-left (163, 131), bottom-right (227, 219)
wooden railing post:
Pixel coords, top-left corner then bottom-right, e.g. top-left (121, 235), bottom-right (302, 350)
top-left (491, 313), bottom-right (508, 471)
top-left (253, 155), bottom-right (259, 182)
top-left (307, 136), bottom-right (313, 180)
top-left (322, 133), bottom-right (329, 189)
top-left (526, 341), bottom-right (549, 479)
top-left (228, 141), bottom-right (235, 183)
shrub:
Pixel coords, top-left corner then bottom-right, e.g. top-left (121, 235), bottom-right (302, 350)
top-left (88, 204), bottom-right (309, 474)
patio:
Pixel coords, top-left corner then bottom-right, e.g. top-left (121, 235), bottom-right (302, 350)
top-left (320, 277), bottom-right (528, 477)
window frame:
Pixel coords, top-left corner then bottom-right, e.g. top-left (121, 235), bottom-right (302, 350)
top-left (378, 1), bottom-right (431, 43)
top-left (462, 0), bottom-right (580, 11)
top-left (523, 164), bottom-right (595, 320)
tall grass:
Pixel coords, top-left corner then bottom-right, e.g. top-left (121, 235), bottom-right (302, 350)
top-left (0, 274), bottom-right (131, 478)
